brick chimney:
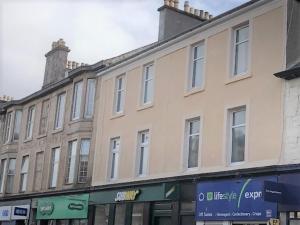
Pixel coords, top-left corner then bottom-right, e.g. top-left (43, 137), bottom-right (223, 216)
top-left (157, 0), bottom-right (213, 41)
top-left (43, 39), bottom-right (70, 87)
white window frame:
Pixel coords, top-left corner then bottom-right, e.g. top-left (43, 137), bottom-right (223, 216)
top-left (184, 117), bottom-right (201, 170)
top-left (78, 138), bottom-right (91, 183)
top-left (25, 106), bottom-right (35, 140)
top-left (141, 63), bottom-right (154, 105)
top-left (109, 137), bottom-right (120, 180)
top-left (189, 42), bottom-right (205, 91)
top-left (227, 106), bottom-right (247, 165)
top-left (49, 147), bottom-right (60, 188)
top-left (65, 140), bottom-right (78, 184)
top-left (0, 159), bottom-right (7, 193)
top-left (19, 156), bottom-right (29, 192)
top-left (71, 80), bottom-right (83, 121)
top-left (6, 158), bottom-right (16, 193)
top-left (232, 23), bottom-right (250, 77)
top-left (12, 110), bottom-right (22, 141)
top-left (4, 112), bottom-right (12, 144)
top-left (136, 130), bottom-right (150, 177)
top-left (84, 79), bottom-right (96, 118)
top-left (54, 93), bottom-right (66, 130)
top-left (114, 75), bottom-right (125, 114)
top-left (33, 151), bottom-right (44, 191)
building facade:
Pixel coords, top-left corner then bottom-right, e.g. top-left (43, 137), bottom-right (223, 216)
top-left (1, 0), bottom-right (300, 225)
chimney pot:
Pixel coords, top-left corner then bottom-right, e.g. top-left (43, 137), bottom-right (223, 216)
top-left (164, 0), bottom-right (170, 6)
top-left (189, 7), bottom-right (194, 14)
top-left (199, 10), bottom-right (204, 19)
top-left (204, 11), bottom-right (209, 19)
top-left (184, 1), bottom-right (190, 12)
top-left (209, 14), bottom-right (213, 19)
top-left (169, 0), bottom-right (175, 7)
top-left (174, 0), bottom-right (179, 8)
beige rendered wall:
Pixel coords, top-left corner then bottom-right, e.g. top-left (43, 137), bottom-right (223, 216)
top-left (92, 2), bottom-right (285, 185)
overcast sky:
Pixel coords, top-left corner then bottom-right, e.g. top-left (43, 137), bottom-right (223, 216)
top-left (0, 0), bottom-right (248, 100)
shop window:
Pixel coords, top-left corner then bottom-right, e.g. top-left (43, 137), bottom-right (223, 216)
top-left (114, 204), bottom-right (126, 225)
top-left (94, 205), bottom-right (109, 225)
top-left (132, 203), bottom-right (143, 225)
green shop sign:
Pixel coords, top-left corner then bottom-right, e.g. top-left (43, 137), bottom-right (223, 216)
top-left (90, 183), bottom-right (179, 204)
top-left (36, 194), bottom-right (89, 220)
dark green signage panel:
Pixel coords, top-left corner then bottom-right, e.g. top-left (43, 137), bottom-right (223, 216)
top-left (90, 183), bottom-right (179, 204)
top-left (36, 194), bottom-right (89, 220)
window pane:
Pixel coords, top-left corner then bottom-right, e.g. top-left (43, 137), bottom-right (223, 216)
top-left (84, 79), bottom-right (96, 118)
top-left (13, 110), bottom-right (22, 141)
top-left (4, 112), bottom-right (12, 143)
top-left (94, 205), bottom-right (109, 225)
top-left (115, 76), bottom-right (125, 113)
top-left (188, 135), bottom-right (199, 168)
top-left (50, 148), bottom-right (60, 187)
top-left (143, 65), bottom-right (154, 104)
top-left (233, 110), bottom-right (245, 126)
top-left (132, 203), bottom-right (143, 225)
top-left (72, 81), bottom-right (83, 120)
top-left (34, 152), bottom-right (44, 191)
top-left (20, 156), bottom-right (29, 192)
top-left (114, 204), bottom-right (126, 225)
top-left (236, 26), bottom-right (249, 43)
top-left (55, 93), bottom-right (65, 129)
top-left (192, 59), bottom-right (204, 88)
top-left (138, 131), bottom-right (149, 176)
top-left (66, 141), bottom-right (77, 183)
top-left (187, 118), bottom-right (200, 168)
top-left (78, 139), bottom-right (90, 183)
top-left (110, 138), bottom-right (120, 179)
top-left (39, 100), bottom-right (49, 135)
top-left (234, 41), bottom-right (248, 75)
top-left (231, 126), bottom-right (245, 163)
top-left (0, 159), bottom-right (7, 193)
top-left (26, 106), bottom-right (35, 139)
top-left (6, 158), bottom-right (16, 193)
top-left (193, 44), bottom-right (204, 59)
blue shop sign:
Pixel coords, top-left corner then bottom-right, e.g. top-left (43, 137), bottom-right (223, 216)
top-left (196, 176), bottom-right (277, 221)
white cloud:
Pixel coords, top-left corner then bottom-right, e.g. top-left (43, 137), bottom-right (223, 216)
top-left (0, 0), bottom-right (248, 99)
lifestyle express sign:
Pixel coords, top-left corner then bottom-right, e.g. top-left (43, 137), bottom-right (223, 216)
top-left (36, 194), bottom-right (89, 220)
top-left (196, 176), bottom-right (277, 221)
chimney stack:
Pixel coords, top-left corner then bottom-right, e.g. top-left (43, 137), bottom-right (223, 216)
top-left (158, 0), bottom-right (213, 41)
top-left (43, 39), bottom-right (70, 88)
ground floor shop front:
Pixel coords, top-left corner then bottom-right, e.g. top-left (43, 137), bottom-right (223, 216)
top-left (90, 182), bottom-right (196, 225)
top-left (0, 200), bottom-right (30, 225)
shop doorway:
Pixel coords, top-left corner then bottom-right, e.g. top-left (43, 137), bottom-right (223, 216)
top-left (153, 216), bottom-right (172, 225)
